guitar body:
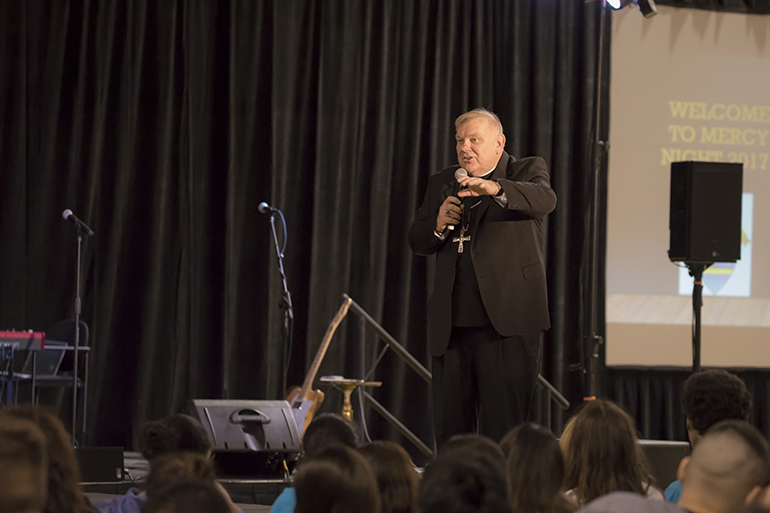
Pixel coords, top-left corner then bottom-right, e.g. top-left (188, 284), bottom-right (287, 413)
top-left (286, 386), bottom-right (325, 435)
top-left (286, 297), bottom-right (351, 436)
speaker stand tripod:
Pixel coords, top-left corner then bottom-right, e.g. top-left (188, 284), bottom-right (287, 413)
top-left (686, 262), bottom-right (711, 373)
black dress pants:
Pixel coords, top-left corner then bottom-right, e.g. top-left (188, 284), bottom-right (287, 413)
top-left (432, 326), bottom-right (541, 448)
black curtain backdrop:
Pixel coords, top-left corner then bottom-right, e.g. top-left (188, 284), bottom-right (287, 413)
top-left (0, 0), bottom-right (609, 456)
top-left (609, 367), bottom-right (770, 441)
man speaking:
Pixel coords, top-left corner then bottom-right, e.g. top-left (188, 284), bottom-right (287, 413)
top-left (409, 108), bottom-right (556, 446)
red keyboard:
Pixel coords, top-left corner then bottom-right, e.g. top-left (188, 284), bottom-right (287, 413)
top-left (0, 331), bottom-right (45, 351)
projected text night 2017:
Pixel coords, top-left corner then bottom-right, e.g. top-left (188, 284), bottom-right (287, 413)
top-left (661, 101), bottom-right (770, 170)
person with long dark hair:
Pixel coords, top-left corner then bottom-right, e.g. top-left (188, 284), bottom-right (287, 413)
top-left (560, 399), bottom-right (662, 505)
top-left (358, 441), bottom-right (419, 513)
top-left (503, 423), bottom-right (576, 513)
top-left (294, 445), bottom-right (380, 513)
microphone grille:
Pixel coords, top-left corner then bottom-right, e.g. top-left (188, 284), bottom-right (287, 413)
top-left (62, 209), bottom-right (73, 220)
top-left (455, 168), bottom-right (468, 180)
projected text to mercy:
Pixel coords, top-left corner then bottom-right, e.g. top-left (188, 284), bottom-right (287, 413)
top-left (668, 125), bottom-right (769, 147)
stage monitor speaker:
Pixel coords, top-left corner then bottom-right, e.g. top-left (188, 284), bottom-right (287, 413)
top-left (187, 399), bottom-right (302, 478)
top-left (669, 161), bottom-right (743, 263)
top-left (76, 447), bottom-right (125, 482)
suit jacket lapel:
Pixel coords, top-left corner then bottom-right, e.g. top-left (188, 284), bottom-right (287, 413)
top-left (441, 179), bottom-right (454, 200)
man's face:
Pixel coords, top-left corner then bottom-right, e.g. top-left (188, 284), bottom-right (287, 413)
top-left (455, 117), bottom-right (505, 176)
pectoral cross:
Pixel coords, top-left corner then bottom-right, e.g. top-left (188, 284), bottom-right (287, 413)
top-left (453, 228), bottom-right (471, 253)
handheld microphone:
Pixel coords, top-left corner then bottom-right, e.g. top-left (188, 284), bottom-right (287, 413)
top-left (62, 209), bottom-right (94, 237)
top-left (258, 202), bottom-right (279, 215)
top-left (448, 168), bottom-right (468, 231)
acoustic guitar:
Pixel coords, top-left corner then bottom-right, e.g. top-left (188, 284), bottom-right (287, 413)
top-left (285, 297), bottom-right (352, 434)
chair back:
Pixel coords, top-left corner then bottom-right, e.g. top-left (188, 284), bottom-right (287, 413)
top-left (46, 320), bottom-right (89, 347)
top-left (45, 320), bottom-right (89, 374)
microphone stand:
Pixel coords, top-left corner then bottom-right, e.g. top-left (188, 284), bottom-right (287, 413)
top-left (267, 209), bottom-right (294, 395)
top-left (583, 0), bottom-right (608, 401)
top-left (71, 224), bottom-right (83, 446)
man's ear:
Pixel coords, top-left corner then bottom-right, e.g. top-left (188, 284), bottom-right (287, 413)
top-left (677, 456), bottom-right (691, 482)
top-left (496, 133), bottom-right (506, 153)
top-left (745, 485), bottom-right (762, 505)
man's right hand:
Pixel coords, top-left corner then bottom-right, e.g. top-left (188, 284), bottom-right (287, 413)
top-left (436, 196), bottom-right (463, 233)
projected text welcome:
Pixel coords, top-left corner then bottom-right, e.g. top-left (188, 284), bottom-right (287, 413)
top-left (662, 101), bottom-right (770, 170)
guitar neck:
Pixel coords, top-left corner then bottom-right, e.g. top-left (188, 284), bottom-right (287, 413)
top-left (296, 297), bottom-right (352, 401)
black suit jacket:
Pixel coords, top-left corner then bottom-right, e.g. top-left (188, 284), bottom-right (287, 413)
top-left (409, 151), bottom-right (557, 356)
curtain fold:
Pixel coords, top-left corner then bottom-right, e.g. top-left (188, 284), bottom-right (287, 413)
top-left (0, 0), bottom-right (607, 456)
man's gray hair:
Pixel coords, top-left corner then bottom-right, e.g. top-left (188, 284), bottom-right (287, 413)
top-left (455, 108), bottom-right (504, 135)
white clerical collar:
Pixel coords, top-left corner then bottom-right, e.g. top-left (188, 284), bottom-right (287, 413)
top-left (477, 168), bottom-right (495, 179)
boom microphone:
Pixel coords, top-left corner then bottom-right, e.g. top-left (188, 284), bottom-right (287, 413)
top-left (258, 202), bottom-right (279, 215)
top-left (62, 209), bottom-right (94, 237)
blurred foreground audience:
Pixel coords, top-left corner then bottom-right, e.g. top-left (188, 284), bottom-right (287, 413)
top-left (4, 406), bottom-right (96, 513)
top-left (0, 411), bottom-right (48, 513)
top-left (5, 393), bottom-right (770, 513)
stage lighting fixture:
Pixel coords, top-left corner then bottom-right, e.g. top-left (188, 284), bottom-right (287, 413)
top-left (607, 0), bottom-right (658, 17)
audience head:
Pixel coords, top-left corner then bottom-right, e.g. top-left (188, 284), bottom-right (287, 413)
top-left (142, 480), bottom-right (230, 513)
top-left (142, 452), bottom-right (236, 513)
top-left (294, 445), bottom-right (381, 513)
top-left (420, 452), bottom-right (510, 513)
top-left (561, 399), bottom-right (656, 505)
top-left (682, 370), bottom-right (751, 446)
top-left (0, 411), bottom-right (48, 513)
top-left (678, 420), bottom-right (770, 513)
top-left (301, 413), bottom-right (358, 457)
top-left (358, 441), bottom-right (419, 513)
top-left (440, 433), bottom-right (506, 469)
top-left (4, 405), bottom-right (88, 513)
top-left (144, 452), bottom-right (217, 500)
top-left (140, 414), bottom-right (211, 461)
top-left (504, 423), bottom-right (576, 513)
